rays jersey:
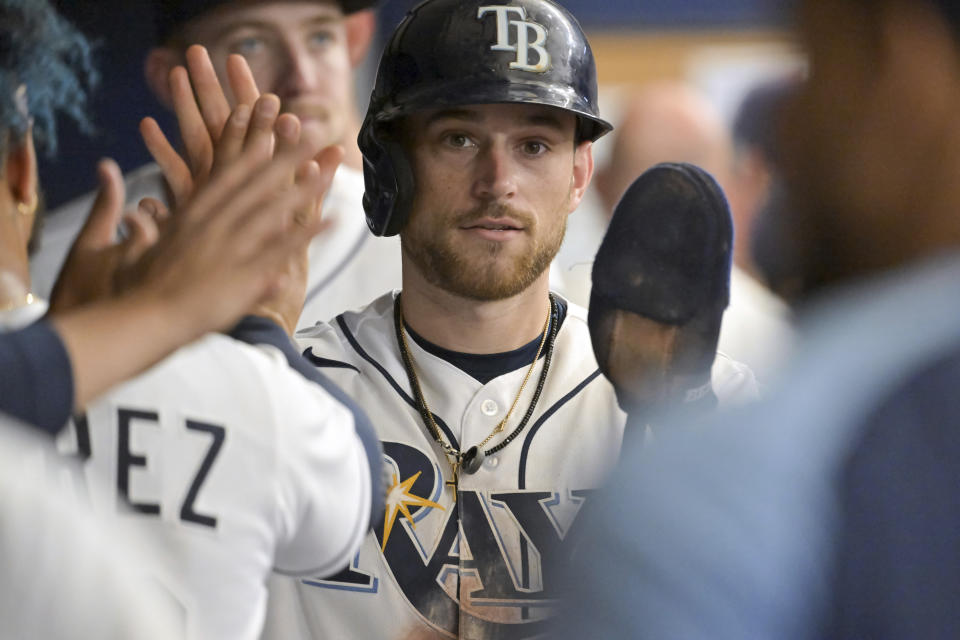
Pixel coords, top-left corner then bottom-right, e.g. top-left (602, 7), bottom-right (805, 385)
top-left (262, 292), bottom-right (757, 639)
top-left (55, 318), bottom-right (377, 640)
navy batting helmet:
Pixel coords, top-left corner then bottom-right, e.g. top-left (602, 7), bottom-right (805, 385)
top-left (359, 0), bottom-right (612, 236)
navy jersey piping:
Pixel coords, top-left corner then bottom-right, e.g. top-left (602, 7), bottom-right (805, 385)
top-left (517, 369), bottom-right (603, 489)
top-left (302, 227), bottom-right (369, 307)
top-left (335, 313), bottom-right (462, 451)
top-left (229, 315), bottom-right (384, 531)
top-left (302, 347), bottom-right (361, 373)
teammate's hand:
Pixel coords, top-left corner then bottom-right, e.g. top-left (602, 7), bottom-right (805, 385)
top-left (118, 121), bottom-right (334, 334)
top-left (49, 159), bottom-right (160, 313)
top-left (140, 45), bottom-right (262, 208)
top-left (251, 130), bottom-right (344, 335)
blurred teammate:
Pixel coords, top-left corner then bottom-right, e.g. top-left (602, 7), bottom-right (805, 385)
top-left (1, 3), bottom-right (379, 639)
top-left (722, 77), bottom-right (798, 382)
top-left (32, 0), bottom-right (400, 328)
top-left (561, 0), bottom-right (960, 637)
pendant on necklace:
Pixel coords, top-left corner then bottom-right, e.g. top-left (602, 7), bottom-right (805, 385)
top-left (445, 459), bottom-right (460, 502)
top-left (461, 445), bottom-right (486, 475)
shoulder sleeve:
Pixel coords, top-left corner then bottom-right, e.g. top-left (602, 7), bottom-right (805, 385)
top-left (269, 373), bottom-right (373, 577)
top-left (0, 320), bottom-right (73, 435)
top-left (231, 315), bottom-right (383, 530)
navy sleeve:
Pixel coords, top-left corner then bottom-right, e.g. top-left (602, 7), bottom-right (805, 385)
top-left (229, 316), bottom-right (385, 532)
top-left (828, 348), bottom-right (960, 640)
top-left (0, 320), bottom-right (74, 436)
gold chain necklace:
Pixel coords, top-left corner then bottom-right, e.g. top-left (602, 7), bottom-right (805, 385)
top-left (394, 293), bottom-right (559, 500)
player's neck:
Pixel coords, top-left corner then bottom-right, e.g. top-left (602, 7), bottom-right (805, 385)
top-left (399, 263), bottom-right (552, 355)
top-left (0, 203), bottom-right (31, 308)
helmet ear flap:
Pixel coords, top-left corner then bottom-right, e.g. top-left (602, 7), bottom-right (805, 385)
top-left (360, 120), bottom-right (416, 237)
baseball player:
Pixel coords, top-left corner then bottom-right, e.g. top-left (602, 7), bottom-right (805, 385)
top-left (208, 1), bottom-right (759, 638)
top-left (54, 93), bottom-right (383, 640)
top-left (31, 0), bottom-right (401, 329)
top-left (589, 162), bottom-right (755, 420)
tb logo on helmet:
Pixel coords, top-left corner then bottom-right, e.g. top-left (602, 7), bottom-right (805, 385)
top-left (478, 5), bottom-right (551, 72)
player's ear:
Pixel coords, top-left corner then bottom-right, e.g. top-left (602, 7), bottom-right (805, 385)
top-left (5, 123), bottom-right (38, 208)
top-left (145, 47), bottom-right (180, 109)
top-left (568, 141), bottom-right (594, 211)
top-left (345, 9), bottom-right (377, 68)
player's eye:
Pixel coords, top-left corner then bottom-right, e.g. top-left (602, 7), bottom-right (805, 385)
top-left (520, 140), bottom-right (549, 156)
top-left (444, 133), bottom-right (476, 149)
top-left (308, 29), bottom-right (335, 48)
top-left (229, 36), bottom-right (265, 56)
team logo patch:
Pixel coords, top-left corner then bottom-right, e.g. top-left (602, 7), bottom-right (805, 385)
top-left (307, 441), bottom-right (594, 636)
top-left (478, 5), bottom-right (551, 73)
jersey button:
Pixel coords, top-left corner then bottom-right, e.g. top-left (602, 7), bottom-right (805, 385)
top-left (480, 399), bottom-right (499, 416)
top-left (485, 456), bottom-right (499, 468)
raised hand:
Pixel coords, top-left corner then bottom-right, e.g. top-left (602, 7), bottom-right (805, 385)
top-left (49, 159), bottom-right (160, 313)
top-left (140, 45), bottom-right (263, 207)
top-left (118, 120), bottom-right (334, 332)
top-left (136, 44), bottom-right (342, 334)
top-left (46, 103), bottom-right (338, 412)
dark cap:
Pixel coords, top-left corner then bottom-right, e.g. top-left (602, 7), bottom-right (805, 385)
top-left (154, 0), bottom-right (378, 44)
top-left (591, 162), bottom-right (733, 325)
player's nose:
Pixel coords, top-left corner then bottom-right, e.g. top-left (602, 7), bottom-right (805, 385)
top-left (471, 144), bottom-right (517, 202)
top-left (277, 43), bottom-right (318, 97)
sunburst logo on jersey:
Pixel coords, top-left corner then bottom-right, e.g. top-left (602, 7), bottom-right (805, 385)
top-left (381, 470), bottom-right (445, 551)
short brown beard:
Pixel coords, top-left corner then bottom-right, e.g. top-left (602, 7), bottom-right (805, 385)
top-left (401, 202), bottom-right (567, 301)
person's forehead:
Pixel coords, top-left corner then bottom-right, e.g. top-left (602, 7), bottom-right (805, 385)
top-left (413, 103), bottom-right (576, 130)
top-left (187, 0), bottom-right (345, 35)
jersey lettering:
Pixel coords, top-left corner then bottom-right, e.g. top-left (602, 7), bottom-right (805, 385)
top-left (103, 408), bottom-right (225, 527)
top-left (304, 441), bottom-right (591, 636)
top-left (180, 420), bottom-right (225, 529)
top-left (477, 5), bottom-right (551, 73)
top-left (117, 408), bottom-right (161, 515)
top-left (72, 412), bottom-right (92, 462)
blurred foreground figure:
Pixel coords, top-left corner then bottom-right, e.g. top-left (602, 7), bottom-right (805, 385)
top-left (1, 4), bottom-right (380, 637)
top-left (589, 162), bottom-right (755, 424)
top-left (0, 417), bottom-right (181, 639)
top-left (560, 0), bottom-right (960, 638)
top-left (721, 77), bottom-right (798, 383)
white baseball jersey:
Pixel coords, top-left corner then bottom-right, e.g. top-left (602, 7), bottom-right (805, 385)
top-left (31, 163), bottom-right (401, 328)
top-left (0, 416), bottom-right (184, 640)
top-left (261, 292), bottom-right (757, 639)
top-left (55, 319), bottom-right (375, 640)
